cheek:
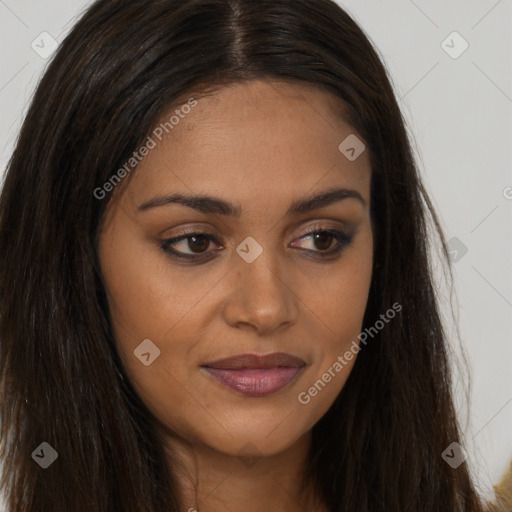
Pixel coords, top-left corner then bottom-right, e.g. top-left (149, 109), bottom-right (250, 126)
top-left (97, 225), bottom-right (226, 430)
top-left (302, 232), bottom-right (373, 340)
top-left (98, 220), bottom-right (220, 347)
top-left (298, 232), bottom-right (373, 397)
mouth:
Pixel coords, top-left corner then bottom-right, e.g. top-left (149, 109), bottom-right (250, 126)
top-left (200, 352), bottom-right (307, 397)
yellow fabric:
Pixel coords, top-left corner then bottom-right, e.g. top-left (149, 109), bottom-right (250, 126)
top-left (487, 460), bottom-right (512, 511)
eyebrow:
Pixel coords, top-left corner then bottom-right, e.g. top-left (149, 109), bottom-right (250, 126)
top-left (137, 187), bottom-right (366, 217)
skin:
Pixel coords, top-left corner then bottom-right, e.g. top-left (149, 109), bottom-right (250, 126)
top-left (98, 79), bottom-right (373, 512)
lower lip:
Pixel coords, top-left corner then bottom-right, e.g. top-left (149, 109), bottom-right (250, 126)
top-left (201, 367), bottom-right (304, 396)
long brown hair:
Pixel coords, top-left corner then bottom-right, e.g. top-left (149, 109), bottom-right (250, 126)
top-left (0, 0), bottom-right (490, 510)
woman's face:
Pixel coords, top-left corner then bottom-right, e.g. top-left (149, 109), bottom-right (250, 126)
top-left (98, 79), bottom-right (373, 458)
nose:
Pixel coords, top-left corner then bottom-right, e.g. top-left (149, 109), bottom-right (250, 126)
top-left (221, 247), bottom-right (299, 335)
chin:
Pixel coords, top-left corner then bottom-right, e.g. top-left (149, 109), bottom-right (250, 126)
top-left (196, 422), bottom-right (309, 459)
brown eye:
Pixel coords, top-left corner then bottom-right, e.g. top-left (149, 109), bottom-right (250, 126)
top-left (293, 229), bottom-right (353, 257)
top-left (161, 232), bottom-right (221, 259)
top-left (186, 235), bottom-right (211, 253)
top-left (311, 231), bottom-right (335, 251)
top-left (161, 228), bottom-right (354, 263)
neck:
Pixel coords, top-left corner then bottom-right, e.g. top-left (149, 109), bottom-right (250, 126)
top-left (162, 431), bottom-right (327, 512)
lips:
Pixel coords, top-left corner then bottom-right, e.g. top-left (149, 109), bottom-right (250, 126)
top-left (202, 352), bottom-right (306, 370)
top-left (200, 352), bottom-right (306, 396)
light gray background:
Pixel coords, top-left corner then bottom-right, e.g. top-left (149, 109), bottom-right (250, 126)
top-left (0, 0), bottom-right (511, 504)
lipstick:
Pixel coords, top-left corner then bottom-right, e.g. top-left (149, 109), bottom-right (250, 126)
top-left (200, 352), bottom-right (306, 396)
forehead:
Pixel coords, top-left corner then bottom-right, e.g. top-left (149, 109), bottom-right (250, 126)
top-left (118, 79), bottom-right (371, 212)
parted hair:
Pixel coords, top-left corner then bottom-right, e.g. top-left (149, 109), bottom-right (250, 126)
top-left (0, 0), bottom-right (490, 510)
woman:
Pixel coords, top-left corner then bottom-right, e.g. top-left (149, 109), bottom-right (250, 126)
top-left (0, 0), bottom-right (503, 510)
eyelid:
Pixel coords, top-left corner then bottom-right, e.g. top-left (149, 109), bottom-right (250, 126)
top-left (163, 222), bottom-right (346, 244)
top-left (160, 226), bottom-right (354, 263)
top-left (291, 227), bottom-right (353, 253)
top-left (160, 231), bottom-right (222, 258)
top-left (162, 218), bottom-right (350, 240)
top-left (293, 220), bottom-right (351, 239)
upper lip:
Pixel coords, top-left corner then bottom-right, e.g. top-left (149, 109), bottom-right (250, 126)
top-left (201, 352), bottom-right (306, 370)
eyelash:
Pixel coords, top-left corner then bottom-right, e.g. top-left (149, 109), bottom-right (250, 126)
top-left (159, 228), bottom-right (354, 262)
